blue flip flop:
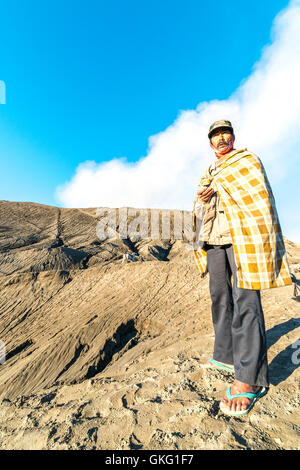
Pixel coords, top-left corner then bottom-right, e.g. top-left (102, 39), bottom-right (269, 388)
top-left (220, 386), bottom-right (269, 417)
top-left (201, 358), bottom-right (235, 373)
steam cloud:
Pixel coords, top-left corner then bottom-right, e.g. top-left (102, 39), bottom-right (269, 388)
top-left (56, 0), bottom-right (300, 241)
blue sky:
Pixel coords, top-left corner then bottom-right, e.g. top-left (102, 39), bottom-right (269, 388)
top-left (1, 0), bottom-right (299, 241)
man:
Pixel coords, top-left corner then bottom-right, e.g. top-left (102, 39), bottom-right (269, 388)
top-left (192, 120), bottom-right (291, 417)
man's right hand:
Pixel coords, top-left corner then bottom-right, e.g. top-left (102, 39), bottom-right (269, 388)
top-left (197, 187), bottom-right (214, 202)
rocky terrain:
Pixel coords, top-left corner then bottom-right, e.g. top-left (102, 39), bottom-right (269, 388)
top-left (0, 200), bottom-right (299, 450)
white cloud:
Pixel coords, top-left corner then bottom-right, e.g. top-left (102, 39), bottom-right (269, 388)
top-left (56, 0), bottom-right (300, 242)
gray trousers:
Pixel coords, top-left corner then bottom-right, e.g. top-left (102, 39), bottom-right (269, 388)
top-left (205, 243), bottom-right (269, 387)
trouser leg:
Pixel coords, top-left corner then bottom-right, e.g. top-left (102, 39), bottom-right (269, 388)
top-left (206, 244), bottom-right (234, 365)
top-left (226, 245), bottom-right (269, 387)
top-left (206, 243), bottom-right (269, 387)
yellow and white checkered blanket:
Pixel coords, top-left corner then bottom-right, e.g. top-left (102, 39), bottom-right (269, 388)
top-left (193, 149), bottom-right (292, 290)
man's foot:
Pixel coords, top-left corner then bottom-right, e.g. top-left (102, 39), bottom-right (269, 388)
top-left (220, 380), bottom-right (261, 414)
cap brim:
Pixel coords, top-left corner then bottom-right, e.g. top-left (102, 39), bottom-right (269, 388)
top-left (208, 127), bottom-right (233, 139)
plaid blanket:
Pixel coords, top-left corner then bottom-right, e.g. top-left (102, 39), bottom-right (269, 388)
top-left (193, 149), bottom-right (292, 290)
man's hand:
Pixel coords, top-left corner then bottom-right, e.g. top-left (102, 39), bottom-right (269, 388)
top-left (197, 186), bottom-right (214, 202)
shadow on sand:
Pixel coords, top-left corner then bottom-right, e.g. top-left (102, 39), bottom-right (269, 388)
top-left (267, 318), bottom-right (300, 386)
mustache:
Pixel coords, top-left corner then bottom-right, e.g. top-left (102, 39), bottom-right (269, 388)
top-left (217, 141), bottom-right (229, 147)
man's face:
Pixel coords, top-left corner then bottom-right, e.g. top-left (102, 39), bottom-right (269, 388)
top-left (210, 129), bottom-right (235, 155)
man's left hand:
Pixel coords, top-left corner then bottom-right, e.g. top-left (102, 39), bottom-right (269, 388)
top-left (197, 187), bottom-right (214, 202)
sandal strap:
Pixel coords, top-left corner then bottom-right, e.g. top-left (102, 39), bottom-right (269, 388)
top-left (226, 386), bottom-right (260, 401)
top-left (209, 358), bottom-right (234, 370)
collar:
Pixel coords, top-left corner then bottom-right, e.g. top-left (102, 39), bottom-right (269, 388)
top-left (209, 148), bottom-right (248, 173)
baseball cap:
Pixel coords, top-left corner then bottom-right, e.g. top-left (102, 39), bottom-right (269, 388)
top-left (208, 120), bottom-right (234, 139)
